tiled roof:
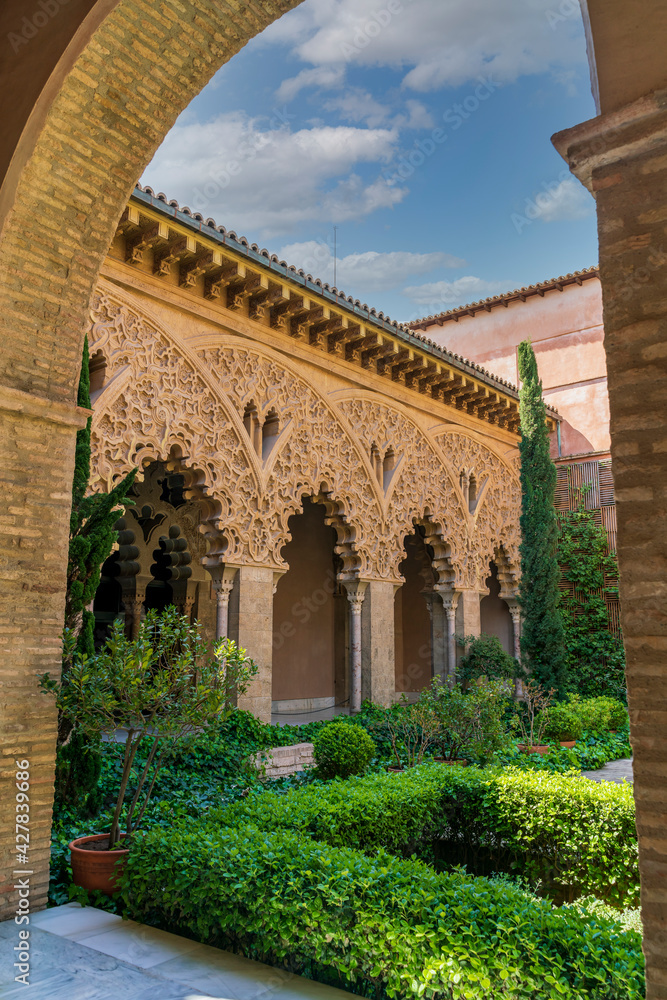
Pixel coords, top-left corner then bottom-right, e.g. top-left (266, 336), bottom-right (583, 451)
top-left (407, 267), bottom-right (600, 329)
top-left (134, 184), bottom-right (535, 402)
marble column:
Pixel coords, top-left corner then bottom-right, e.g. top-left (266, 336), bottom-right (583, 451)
top-left (435, 587), bottom-right (459, 683)
top-left (346, 582), bottom-right (367, 713)
top-left (507, 602), bottom-right (522, 663)
top-left (213, 567), bottom-right (239, 640)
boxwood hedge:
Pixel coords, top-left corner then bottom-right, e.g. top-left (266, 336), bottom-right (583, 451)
top-left (214, 763), bottom-right (639, 906)
top-left (120, 821), bottom-right (643, 1000)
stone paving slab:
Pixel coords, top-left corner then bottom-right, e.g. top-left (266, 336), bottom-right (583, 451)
top-left (0, 903), bottom-right (355, 1000)
top-left (582, 758), bottom-right (633, 784)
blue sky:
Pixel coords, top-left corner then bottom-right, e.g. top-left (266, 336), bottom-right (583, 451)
top-left (143, 0), bottom-right (598, 324)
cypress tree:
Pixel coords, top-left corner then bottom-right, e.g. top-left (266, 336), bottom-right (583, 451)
top-left (518, 340), bottom-right (567, 695)
top-left (65, 337), bottom-right (136, 659)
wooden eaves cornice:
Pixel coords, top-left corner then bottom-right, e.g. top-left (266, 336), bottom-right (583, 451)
top-left (109, 187), bottom-right (561, 436)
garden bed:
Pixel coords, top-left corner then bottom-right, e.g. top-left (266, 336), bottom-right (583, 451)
top-left (119, 820), bottom-right (644, 1000)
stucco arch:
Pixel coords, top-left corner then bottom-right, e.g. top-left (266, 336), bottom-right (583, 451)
top-left (89, 291), bottom-right (387, 574)
top-left (194, 342), bottom-right (385, 574)
top-left (2, 2), bottom-right (667, 990)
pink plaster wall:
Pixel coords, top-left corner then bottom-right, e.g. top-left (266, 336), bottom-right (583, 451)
top-left (420, 277), bottom-right (610, 458)
top-left (395, 534), bottom-right (434, 692)
top-left (272, 501), bottom-right (337, 701)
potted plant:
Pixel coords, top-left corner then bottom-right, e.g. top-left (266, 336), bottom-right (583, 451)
top-left (422, 676), bottom-right (512, 765)
top-left (541, 702), bottom-right (583, 748)
top-left (383, 699), bottom-right (439, 771)
top-left (513, 680), bottom-right (555, 755)
top-left (42, 607), bottom-right (257, 893)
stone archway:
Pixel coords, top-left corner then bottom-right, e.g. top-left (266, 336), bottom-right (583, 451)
top-left (0, 0), bottom-right (301, 919)
top-left (2, 2), bottom-right (667, 993)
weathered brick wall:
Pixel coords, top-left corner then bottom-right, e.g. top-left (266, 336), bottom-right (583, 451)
top-left (555, 93), bottom-right (667, 998)
top-left (0, 0), bottom-right (300, 920)
top-left (0, 394), bottom-right (85, 917)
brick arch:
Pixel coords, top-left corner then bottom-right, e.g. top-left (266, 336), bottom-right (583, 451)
top-left (0, 0), bottom-right (302, 921)
top-left (0, 0), bottom-right (299, 402)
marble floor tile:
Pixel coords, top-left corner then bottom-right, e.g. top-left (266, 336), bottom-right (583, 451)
top-left (29, 901), bottom-right (123, 939)
top-left (73, 919), bottom-right (201, 968)
top-left (0, 905), bottom-right (355, 999)
top-left (153, 943), bottom-right (297, 1000)
top-left (0, 926), bottom-right (201, 1000)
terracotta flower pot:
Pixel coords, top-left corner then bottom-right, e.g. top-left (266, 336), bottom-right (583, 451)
top-left (518, 744), bottom-right (551, 756)
top-left (69, 833), bottom-right (129, 895)
top-left (559, 740), bottom-right (577, 749)
top-left (434, 757), bottom-right (468, 767)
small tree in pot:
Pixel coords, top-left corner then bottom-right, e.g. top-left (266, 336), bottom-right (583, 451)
top-left (42, 607), bottom-right (257, 892)
top-left (512, 680), bottom-right (555, 754)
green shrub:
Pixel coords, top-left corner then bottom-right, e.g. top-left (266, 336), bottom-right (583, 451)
top-left (458, 632), bottom-right (520, 683)
top-left (541, 703), bottom-right (584, 742)
top-left (313, 721), bottom-right (375, 779)
top-left (420, 676), bottom-right (513, 762)
top-left (121, 821), bottom-right (643, 999)
top-left (567, 695), bottom-right (629, 734)
top-left (216, 762), bottom-right (639, 908)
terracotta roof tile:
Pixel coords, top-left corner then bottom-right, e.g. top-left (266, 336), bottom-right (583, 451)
top-left (407, 267), bottom-right (599, 329)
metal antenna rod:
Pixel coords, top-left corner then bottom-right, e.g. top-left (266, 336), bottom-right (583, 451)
top-left (333, 225), bottom-right (337, 289)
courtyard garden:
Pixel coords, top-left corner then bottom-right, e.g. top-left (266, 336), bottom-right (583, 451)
top-left (46, 612), bottom-right (641, 1000)
top-left (43, 338), bottom-right (641, 999)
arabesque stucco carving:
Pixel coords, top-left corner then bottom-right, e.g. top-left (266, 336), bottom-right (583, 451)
top-left (88, 288), bottom-right (521, 590)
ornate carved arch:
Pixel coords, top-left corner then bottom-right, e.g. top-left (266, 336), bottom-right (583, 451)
top-left (334, 397), bottom-right (470, 584)
top-left (197, 344), bottom-right (384, 575)
top-left (436, 431), bottom-right (521, 591)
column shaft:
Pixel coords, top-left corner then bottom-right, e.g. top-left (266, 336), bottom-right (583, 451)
top-left (360, 581), bottom-right (396, 706)
top-left (347, 592), bottom-right (365, 713)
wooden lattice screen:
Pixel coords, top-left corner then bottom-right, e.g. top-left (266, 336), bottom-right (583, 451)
top-left (554, 458), bottom-right (620, 637)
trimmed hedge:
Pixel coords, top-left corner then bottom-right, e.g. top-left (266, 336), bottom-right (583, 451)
top-left (215, 763), bottom-right (639, 907)
top-left (121, 822), bottom-right (643, 1000)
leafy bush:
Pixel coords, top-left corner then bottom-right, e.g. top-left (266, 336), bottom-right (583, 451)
top-left (558, 496), bottom-right (626, 700)
top-left (383, 697), bottom-right (441, 768)
top-left (567, 695), bottom-right (629, 734)
top-left (573, 896), bottom-right (642, 935)
top-left (458, 633), bottom-right (520, 684)
top-left (216, 762), bottom-right (639, 907)
top-left (421, 676), bottom-right (513, 762)
top-left (121, 820), bottom-right (644, 999)
top-left (512, 680), bottom-right (554, 748)
top-left (313, 721), bottom-right (375, 779)
top-left (541, 703), bottom-right (584, 742)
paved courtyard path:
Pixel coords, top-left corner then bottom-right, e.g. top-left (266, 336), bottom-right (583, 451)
top-left (582, 758), bottom-right (633, 784)
top-left (0, 903), bottom-right (355, 1000)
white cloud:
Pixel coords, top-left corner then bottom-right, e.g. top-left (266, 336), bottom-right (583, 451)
top-left (265, 0), bottom-right (585, 95)
top-left (142, 112), bottom-right (405, 239)
top-left (276, 65), bottom-right (345, 103)
top-left (531, 177), bottom-right (594, 222)
top-left (403, 275), bottom-right (510, 310)
top-left (278, 240), bottom-right (465, 293)
top-left (323, 89), bottom-right (392, 127)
